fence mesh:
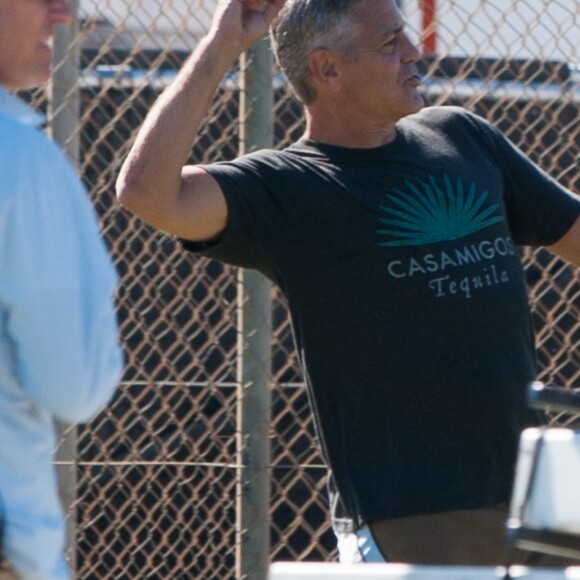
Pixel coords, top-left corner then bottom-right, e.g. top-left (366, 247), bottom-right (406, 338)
top-left (28, 0), bottom-right (580, 577)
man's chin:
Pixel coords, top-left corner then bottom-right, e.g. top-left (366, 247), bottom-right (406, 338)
top-left (400, 97), bottom-right (425, 119)
top-left (15, 69), bottom-right (51, 91)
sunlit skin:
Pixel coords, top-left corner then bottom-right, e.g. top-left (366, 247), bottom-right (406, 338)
top-left (0, 0), bottom-right (72, 91)
top-left (305, 0), bottom-right (423, 148)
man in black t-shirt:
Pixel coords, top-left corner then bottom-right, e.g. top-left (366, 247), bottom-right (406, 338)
top-left (117, 0), bottom-right (580, 566)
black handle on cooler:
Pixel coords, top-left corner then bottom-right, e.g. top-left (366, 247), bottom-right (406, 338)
top-left (527, 381), bottom-right (580, 414)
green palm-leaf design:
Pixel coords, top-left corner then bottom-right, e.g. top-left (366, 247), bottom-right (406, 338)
top-left (376, 175), bottom-right (503, 247)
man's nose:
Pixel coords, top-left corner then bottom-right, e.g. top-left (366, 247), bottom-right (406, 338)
top-left (401, 32), bottom-right (422, 63)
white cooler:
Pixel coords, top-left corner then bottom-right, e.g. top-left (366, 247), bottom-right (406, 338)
top-left (508, 427), bottom-right (580, 559)
top-left (268, 562), bottom-right (580, 579)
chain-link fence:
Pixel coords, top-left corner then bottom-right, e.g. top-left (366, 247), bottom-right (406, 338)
top-left (25, 0), bottom-right (580, 578)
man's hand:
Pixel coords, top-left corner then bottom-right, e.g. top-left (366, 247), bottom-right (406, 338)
top-left (210, 0), bottom-right (287, 53)
top-left (0, 561), bottom-right (19, 580)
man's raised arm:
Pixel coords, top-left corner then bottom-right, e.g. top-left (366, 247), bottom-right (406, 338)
top-left (116, 0), bottom-right (286, 242)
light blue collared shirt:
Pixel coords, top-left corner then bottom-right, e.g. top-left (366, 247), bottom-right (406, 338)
top-left (0, 87), bottom-right (123, 579)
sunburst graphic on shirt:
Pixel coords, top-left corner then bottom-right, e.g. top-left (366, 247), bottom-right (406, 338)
top-left (376, 174), bottom-right (504, 247)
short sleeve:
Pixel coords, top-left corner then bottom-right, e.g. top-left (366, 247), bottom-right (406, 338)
top-left (463, 111), bottom-right (580, 247)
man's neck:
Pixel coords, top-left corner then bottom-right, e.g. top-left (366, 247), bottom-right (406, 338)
top-left (303, 106), bottom-right (399, 149)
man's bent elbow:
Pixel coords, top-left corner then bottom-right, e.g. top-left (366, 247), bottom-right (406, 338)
top-left (115, 172), bottom-right (143, 214)
top-left (115, 172), bottom-right (176, 232)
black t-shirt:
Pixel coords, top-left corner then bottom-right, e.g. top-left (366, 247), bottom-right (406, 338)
top-left (181, 106), bottom-right (580, 527)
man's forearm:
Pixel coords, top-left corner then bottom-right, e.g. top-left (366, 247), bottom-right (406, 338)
top-left (116, 0), bottom-right (287, 233)
top-left (116, 33), bottom-right (240, 209)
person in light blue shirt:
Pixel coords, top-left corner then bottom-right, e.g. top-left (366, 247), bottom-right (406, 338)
top-left (0, 1), bottom-right (124, 578)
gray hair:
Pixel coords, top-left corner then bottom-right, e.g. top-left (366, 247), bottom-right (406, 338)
top-left (270, 0), bottom-right (369, 104)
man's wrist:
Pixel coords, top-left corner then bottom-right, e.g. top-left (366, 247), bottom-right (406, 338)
top-left (202, 30), bottom-right (246, 68)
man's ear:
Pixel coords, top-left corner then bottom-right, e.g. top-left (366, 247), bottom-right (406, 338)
top-left (308, 49), bottom-right (343, 93)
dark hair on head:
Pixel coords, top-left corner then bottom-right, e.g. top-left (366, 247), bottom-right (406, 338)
top-left (270, 0), bottom-right (369, 104)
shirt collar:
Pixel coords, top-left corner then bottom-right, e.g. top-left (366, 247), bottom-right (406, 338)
top-left (0, 86), bottom-right (45, 128)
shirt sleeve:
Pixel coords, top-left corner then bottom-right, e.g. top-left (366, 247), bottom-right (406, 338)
top-left (0, 133), bottom-right (123, 423)
top-left (179, 157), bottom-right (287, 280)
top-left (463, 110), bottom-right (580, 247)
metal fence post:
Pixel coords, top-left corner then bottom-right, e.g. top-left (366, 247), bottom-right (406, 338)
top-left (50, 0), bottom-right (81, 162)
top-left (50, 2), bottom-right (81, 576)
top-left (236, 35), bottom-right (274, 580)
